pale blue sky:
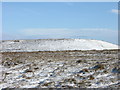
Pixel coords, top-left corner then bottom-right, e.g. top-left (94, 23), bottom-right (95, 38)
top-left (2, 2), bottom-right (118, 44)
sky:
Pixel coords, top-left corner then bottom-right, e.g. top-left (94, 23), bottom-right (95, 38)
top-left (2, 2), bottom-right (119, 44)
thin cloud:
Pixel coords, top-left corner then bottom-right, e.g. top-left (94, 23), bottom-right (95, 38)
top-left (18, 28), bottom-right (118, 44)
top-left (2, 28), bottom-right (118, 44)
top-left (21, 28), bottom-right (111, 36)
top-left (111, 9), bottom-right (120, 14)
top-left (21, 28), bottom-right (72, 36)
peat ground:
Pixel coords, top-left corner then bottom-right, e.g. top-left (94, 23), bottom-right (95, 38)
top-left (0, 49), bottom-right (120, 88)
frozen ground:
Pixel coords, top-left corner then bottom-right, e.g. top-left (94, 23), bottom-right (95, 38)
top-left (1, 39), bottom-right (118, 52)
top-left (0, 50), bottom-right (120, 89)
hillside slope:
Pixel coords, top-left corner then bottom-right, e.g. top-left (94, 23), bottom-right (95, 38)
top-left (1, 39), bottom-right (118, 52)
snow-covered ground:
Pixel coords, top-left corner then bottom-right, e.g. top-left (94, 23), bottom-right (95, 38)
top-left (1, 39), bottom-right (119, 52)
top-left (0, 39), bottom-right (119, 88)
top-left (0, 49), bottom-right (119, 88)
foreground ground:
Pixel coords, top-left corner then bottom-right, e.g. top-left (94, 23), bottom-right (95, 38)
top-left (0, 49), bottom-right (120, 88)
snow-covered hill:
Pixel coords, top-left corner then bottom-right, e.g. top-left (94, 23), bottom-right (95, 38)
top-left (1, 39), bottom-right (119, 52)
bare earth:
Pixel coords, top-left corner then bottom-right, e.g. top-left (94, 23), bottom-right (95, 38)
top-left (0, 49), bottom-right (120, 88)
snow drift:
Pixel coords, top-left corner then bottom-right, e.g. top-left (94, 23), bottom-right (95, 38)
top-left (1, 39), bottom-right (119, 52)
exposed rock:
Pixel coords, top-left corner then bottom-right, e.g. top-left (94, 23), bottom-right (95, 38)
top-left (92, 64), bottom-right (104, 71)
top-left (112, 67), bottom-right (120, 74)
